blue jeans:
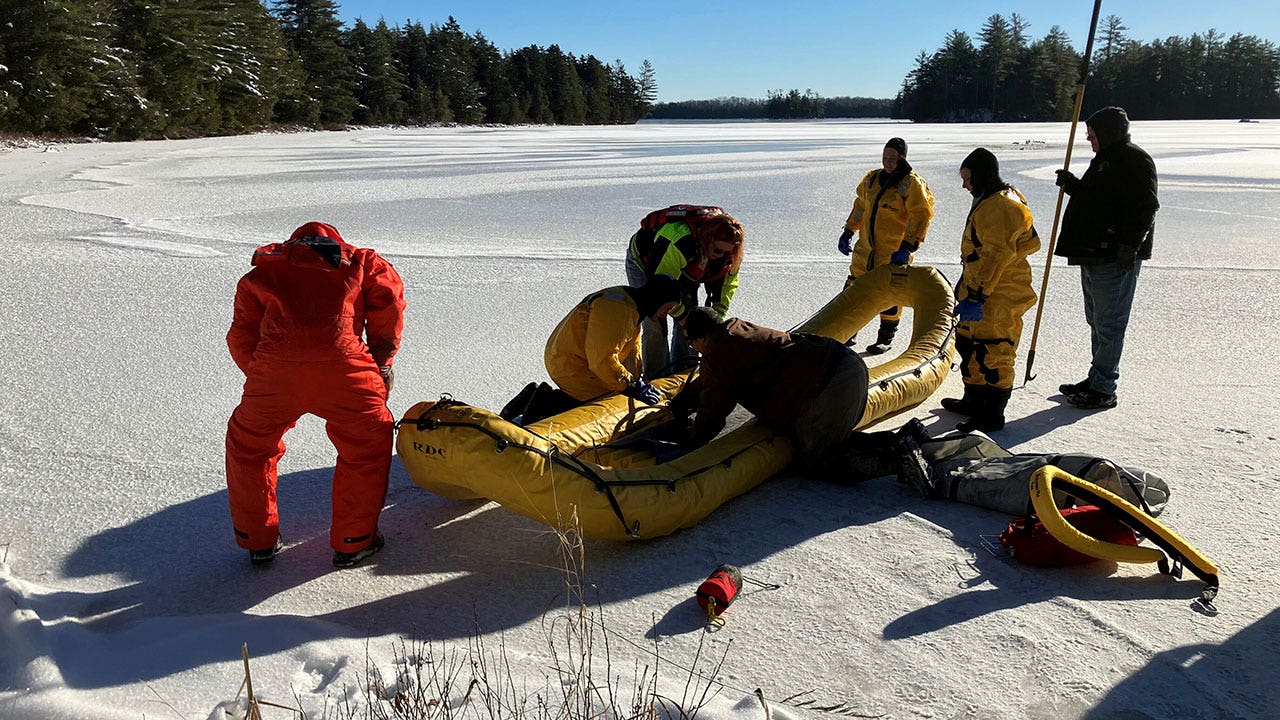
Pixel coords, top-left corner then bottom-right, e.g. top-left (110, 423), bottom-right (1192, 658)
top-left (1080, 261), bottom-right (1142, 395)
top-left (625, 254), bottom-right (695, 379)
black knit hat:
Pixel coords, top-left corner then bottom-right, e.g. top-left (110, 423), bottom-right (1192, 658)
top-left (885, 137), bottom-right (908, 158)
top-left (631, 275), bottom-right (680, 317)
top-left (961, 147), bottom-right (1004, 198)
top-left (683, 307), bottom-right (726, 341)
top-left (1086, 106), bottom-right (1130, 148)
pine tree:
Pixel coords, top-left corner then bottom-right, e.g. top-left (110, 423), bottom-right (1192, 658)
top-left (426, 17), bottom-right (484, 123)
top-left (576, 55), bottom-right (612, 124)
top-left (638, 58), bottom-right (657, 114)
top-left (272, 0), bottom-right (358, 125)
top-left (545, 45), bottom-right (586, 124)
top-left (472, 31), bottom-right (516, 123)
top-left (0, 0), bottom-right (137, 135)
top-left (978, 14), bottom-right (1014, 120)
top-left (0, 26), bottom-right (13, 120)
top-left (347, 19), bottom-right (407, 124)
top-left (396, 21), bottom-right (436, 122)
top-left (607, 59), bottom-right (641, 123)
top-left (1027, 26), bottom-right (1079, 120)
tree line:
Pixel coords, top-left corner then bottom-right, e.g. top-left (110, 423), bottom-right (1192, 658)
top-left (650, 91), bottom-right (892, 120)
top-left (0, 0), bottom-right (657, 139)
top-left (895, 14), bottom-right (1280, 122)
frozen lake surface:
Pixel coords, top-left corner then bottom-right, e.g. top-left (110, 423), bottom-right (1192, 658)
top-left (2, 119), bottom-right (1278, 719)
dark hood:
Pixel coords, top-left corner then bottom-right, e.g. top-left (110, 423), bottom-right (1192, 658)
top-left (1087, 106), bottom-right (1131, 149)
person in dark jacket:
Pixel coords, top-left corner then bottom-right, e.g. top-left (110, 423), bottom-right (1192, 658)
top-left (669, 308), bottom-right (931, 494)
top-left (1053, 106), bottom-right (1159, 410)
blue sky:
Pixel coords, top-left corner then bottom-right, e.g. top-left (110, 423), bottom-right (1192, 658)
top-left (333, 1), bottom-right (1280, 101)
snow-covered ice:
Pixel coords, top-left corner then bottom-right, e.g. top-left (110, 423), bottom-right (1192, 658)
top-left (2, 119), bottom-right (1278, 719)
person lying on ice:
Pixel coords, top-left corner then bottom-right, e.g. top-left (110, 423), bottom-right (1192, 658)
top-left (225, 221), bottom-right (405, 568)
top-left (511, 276), bottom-right (682, 424)
top-left (668, 307), bottom-right (931, 492)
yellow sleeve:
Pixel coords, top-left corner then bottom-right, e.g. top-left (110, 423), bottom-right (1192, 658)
top-left (843, 171), bottom-right (876, 232)
top-left (961, 193), bottom-right (1033, 298)
top-left (903, 174), bottom-right (935, 248)
top-left (583, 296), bottom-right (639, 392)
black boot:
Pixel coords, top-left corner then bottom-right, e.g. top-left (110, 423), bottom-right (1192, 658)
top-left (956, 386), bottom-right (1010, 433)
top-left (941, 384), bottom-right (981, 416)
top-left (865, 319), bottom-right (899, 355)
top-left (499, 382), bottom-right (539, 422)
top-left (894, 435), bottom-right (935, 498)
top-left (824, 429), bottom-right (901, 483)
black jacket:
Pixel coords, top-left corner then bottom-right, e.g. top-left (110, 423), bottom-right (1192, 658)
top-left (1055, 139), bottom-right (1159, 264)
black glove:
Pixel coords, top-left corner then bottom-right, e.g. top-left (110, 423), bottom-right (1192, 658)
top-left (379, 365), bottom-right (394, 393)
top-left (1116, 245), bottom-right (1138, 270)
top-left (1054, 169), bottom-right (1079, 192)
top-left (625, 380), bottom-right (661, 405)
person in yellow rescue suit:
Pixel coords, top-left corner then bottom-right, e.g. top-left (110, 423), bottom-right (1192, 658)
top-left (838, 137), bottom-right (935, 355)
top-left (626, 209), bottom-right (745, 378)
top-left (544, 275), bottom-right (682, 405)
top-left (941, 148), bottom-right (1041, 432)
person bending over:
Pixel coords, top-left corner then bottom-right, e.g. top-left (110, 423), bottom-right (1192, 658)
top-left (226, 221), bottom-right (404, 569)
top-left (669, 308), bottom-right (930, 493)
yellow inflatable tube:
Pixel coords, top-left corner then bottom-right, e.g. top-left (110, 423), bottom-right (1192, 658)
top-left (397, 264), bottom-right (955, 541)
top-left (1030, 466), bottom-right (1220, 594)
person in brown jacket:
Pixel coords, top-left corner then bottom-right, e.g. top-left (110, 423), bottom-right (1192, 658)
top-left (668, 309), bottom-right (930, 493)
top-left (671, 309), bottom-right (866, 458)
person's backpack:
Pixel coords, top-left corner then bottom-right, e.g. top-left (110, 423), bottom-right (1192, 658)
top-left (639, 204), bottom-right (724, 232)
top-left (998, 506), bottom-right (1139, 567)
top-left (632, 205), bottom-right (724, 275)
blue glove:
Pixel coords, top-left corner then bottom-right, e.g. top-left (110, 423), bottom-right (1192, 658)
top-left (625, 380), bottom-right (661, 405)
top-left (955, 298), bottom-right (985, 323)
top-left (890, 242), bottom-right (913, 265)
top-left (837, 229), bottom-right (853, 256)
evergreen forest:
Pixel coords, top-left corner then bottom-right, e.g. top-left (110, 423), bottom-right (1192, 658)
top-left (894, 14), bottom-right (1280, 122)
top-left (0, 0), bottom-right (656, 139)
top-left (2, 3), bottom-right (1277, 139)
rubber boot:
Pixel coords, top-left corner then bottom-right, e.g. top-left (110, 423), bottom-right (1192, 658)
top-left (895, 435), bottom-right (935, 498)
top-left (941, 384), bottom-right (981, 417)
top-left (499, 382), bottom-right (539, 422)
top-left (865, 319), bottom-right (899, 355)
top-left (956, 386), bottom-right (1010, 433)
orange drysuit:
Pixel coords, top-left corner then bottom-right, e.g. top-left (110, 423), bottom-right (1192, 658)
top-left (225, 222), bottom-right (406, 554)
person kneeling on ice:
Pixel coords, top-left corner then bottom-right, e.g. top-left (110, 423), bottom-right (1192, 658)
top-left (226, 221), bottom-right (405, 569)
top-left (668, 308), bottom-right (932, 493)
top-left (507, 276), bottom-right (683, 425)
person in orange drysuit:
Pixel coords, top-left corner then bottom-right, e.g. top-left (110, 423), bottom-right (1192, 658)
top-left (225, 221), bottom-right (405, 568)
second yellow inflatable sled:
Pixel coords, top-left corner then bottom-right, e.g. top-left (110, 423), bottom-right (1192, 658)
top-left (397, 264), bottom-right (956, 541)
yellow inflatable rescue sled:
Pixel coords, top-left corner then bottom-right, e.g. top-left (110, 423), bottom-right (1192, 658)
top-left (397, 264), bottom-right (955, 540)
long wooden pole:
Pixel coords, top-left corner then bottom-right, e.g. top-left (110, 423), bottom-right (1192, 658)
top-left (1023, 0), bottom-right (1104, 384)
